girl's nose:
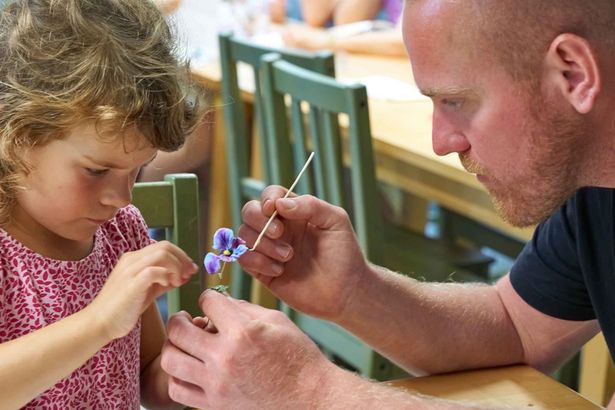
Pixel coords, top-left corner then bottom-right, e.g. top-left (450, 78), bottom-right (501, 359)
top-left (100, 177), bottom-right (132, 209)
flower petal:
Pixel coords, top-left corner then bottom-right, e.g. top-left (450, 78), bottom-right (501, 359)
top-left (212, 228), bottom-right (234, 251)
top-left (231, 244), bottom-right (248, 260)
top-left (231, 236), bottom-right (246, 249)
top-left (204, 252), bottom-right (221, 274)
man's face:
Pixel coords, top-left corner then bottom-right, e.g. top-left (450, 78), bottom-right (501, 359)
top-left (402, 0), bottom-right (584, 227)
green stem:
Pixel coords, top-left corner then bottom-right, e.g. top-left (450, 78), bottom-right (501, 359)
top-left (217, 261), bottom-right (227, 281)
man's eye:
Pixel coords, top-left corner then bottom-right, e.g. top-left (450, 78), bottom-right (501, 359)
top-left (85, 168), bottom-right (109, 176)
top-left (442, 98), bottom-right (463, 108)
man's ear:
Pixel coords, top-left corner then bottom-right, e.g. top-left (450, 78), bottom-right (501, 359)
top-left (544, 33), bottom-right (600, 114)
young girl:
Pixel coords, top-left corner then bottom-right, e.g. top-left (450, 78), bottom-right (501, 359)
top-left (0, 0), bottom-right (206, 408)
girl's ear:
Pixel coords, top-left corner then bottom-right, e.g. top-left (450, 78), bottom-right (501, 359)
top-left (543, 33), bottom-right (600, 114)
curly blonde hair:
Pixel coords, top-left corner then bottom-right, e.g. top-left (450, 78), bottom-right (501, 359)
top-left (0, 0), bottom-right (207, 224)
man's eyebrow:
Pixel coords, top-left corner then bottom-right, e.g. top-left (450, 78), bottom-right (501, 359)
top-left (420, 86), bottom-right (473, 98)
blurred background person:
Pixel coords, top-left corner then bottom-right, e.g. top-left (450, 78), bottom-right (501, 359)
top-left (272, 0), bottom-right (406, 57)
top-left (270, 0), bottom-right (401, 27)
top-left (153, 0), bottom-right (182, 15)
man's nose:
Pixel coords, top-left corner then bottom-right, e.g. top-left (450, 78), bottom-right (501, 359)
top-left (431, 112), bottom-right (470, 156)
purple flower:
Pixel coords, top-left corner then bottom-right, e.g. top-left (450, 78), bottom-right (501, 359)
top-left (204, 227), bottom-right (248, 274)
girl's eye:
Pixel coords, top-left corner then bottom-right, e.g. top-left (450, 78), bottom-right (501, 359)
top-left (85, 168), bottom-right (109, 177)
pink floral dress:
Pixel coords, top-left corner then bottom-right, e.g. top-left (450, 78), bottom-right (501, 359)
top-left (0, 205), bottom-right (152, 409)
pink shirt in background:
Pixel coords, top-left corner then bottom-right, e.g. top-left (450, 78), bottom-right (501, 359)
top-left (382, 0), bottom-right (403, 24)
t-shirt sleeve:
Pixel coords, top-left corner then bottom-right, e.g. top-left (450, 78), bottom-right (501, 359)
top-left (510, 191), bottom-right (595, 321)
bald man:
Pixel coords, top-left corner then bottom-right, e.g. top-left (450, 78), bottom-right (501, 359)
top-left (161, 1), bottom-right (615, 408)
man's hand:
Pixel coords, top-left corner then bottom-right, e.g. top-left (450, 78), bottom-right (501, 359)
top-left (161, 291), bottom-right (338, 409)
top-left (237, 185), bottom-right (370, 322)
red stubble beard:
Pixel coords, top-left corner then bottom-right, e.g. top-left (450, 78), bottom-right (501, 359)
top-left (458, 105), bottom-right (583, 228)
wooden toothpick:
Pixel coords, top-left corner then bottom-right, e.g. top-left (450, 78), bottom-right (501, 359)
top-left (249, 152), bottom-right (315, 251)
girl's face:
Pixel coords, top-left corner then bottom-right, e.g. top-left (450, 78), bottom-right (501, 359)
top-left (8, 123), bottom-right (157, 258)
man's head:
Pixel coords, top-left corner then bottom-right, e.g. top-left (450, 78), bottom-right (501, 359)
top-left (402, 0), bottom-right (615, 226)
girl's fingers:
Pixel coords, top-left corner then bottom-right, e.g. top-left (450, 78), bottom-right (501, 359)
top-left (192, 316), bottom-right (208, 328)
top-left (119, 242), bottom-right (198, 288)
top-left (138, 266), bottom-right (189, 289)
top-left (192, 316), bottom-right (217, 333)
top-left (198, 290), bottom-right (250, 334)
top-left (128, 241), bottom-right (198, 277)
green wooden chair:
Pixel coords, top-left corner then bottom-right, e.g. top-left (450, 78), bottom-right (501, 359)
top-left (259, 53), bottom-right (493, 380)
top-left (132, 173), bottom-right (201, 317)
top-left (218, 31), bottom-right (335, 299)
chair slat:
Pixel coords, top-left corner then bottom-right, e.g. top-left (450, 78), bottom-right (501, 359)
top-left (218, 32), bottom-right (335, 300)
top-left (132, 173), bottom-right (201, 317)
top-left (290, 98), bottom-right (312, 195)
top-left (132, 183), bottom-right (174, 227)
top-left (320, 111), bottom-right (344, 207)
top-left (306, 107), bottom-right (327, 200)
top-left (252, 64), bottom-right (272, 183)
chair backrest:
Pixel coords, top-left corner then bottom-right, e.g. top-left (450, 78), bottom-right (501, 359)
top-left (132, 173), bottom-right (201, 317)
top-left (218, 32), bottom-right (335, 298)
top-left (260, 52), bottom-right (384, 265)
top-left (259, 54), bottom-right (402, 379)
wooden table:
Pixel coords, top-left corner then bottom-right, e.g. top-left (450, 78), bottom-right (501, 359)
top-left (389, 365), bottom-right (601, 409)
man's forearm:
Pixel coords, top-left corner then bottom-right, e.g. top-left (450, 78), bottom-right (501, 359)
top-left (334, 265), bottom-right (525, 375)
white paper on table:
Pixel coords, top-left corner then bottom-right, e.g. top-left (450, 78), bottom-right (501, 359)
top-left (342, 75), bottom-right (429, 102)
top-left (327, 20), bottom-right (395, 38)
top-left (250, 31), bottom-right (285, 49)
top-left (237, 62), bottom-right (257, 93)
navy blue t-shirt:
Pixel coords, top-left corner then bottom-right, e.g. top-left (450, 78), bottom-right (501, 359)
top-left (510, 187), bottom-right (615, 356)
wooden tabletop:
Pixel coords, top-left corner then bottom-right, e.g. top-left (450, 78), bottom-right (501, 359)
top-left (388, 365), bottom-right (601, 409)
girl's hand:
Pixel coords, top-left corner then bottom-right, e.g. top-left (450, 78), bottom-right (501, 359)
top-left (89, 241), bottom-right (198, 340)
top-left (238, 185), bottom-right (370, 322)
